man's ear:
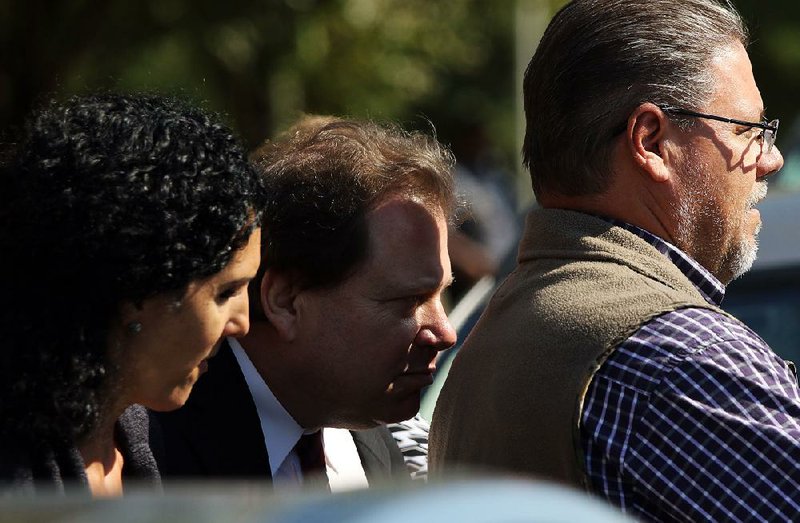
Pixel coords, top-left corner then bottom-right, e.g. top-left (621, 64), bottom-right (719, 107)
top-left (260, 270), bottom-right (301, 342)
top-left (627, 102), bottom-right (673, 183)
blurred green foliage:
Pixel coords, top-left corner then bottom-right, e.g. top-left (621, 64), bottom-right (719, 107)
top-left (1, 0), bottom-right (798, 187)
top-left (737, 1), bottom-right (800, 190)
top-left (0, 0), bottom-right (514, 159)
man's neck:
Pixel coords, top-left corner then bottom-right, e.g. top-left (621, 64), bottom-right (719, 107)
top-left (537, 183), bottom-right (680, 250)
top-left (238, 322), bottom-right (324, 431)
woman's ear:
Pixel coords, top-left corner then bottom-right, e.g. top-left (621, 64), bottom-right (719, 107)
top-left (117, 301), bottom-right (144, 335)
top-left (628, 102), bottom-right (673, 183)
top-left (260, 269), bottom-right (301, 342)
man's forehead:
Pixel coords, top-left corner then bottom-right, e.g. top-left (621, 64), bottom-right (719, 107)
top-left (361, 195), bottom-right (448, 285)
top-left (367, 196), bottom-right (445, 235)
top-left (370, 193), bottom-right (443, 215)
top-left (708, 41), bottom-right (763, 118)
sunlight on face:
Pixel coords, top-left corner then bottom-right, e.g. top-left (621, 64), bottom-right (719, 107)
top-left (293, 198), bottom-right (457, 428)
top-left (116, 229), bottom-right (262, 412)
top-left (673, 42), bottom-right (781, 284)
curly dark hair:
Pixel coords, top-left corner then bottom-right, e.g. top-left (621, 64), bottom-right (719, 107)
top-left (248, 115), bottom-right (455, 319)
top-left (0, 93), bottom-right (264, 449)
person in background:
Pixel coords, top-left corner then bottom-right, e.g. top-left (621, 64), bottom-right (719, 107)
top-left (0, 94), bottom-right (264, 495)
top-left (430, 1), bottom-right (798, 520)
top-left (153, 115), bottom-right (457, 490)
top-left (447, 122), bottom-right (520, 301)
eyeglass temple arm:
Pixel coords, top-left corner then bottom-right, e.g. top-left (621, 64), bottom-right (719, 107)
top-left (660, 106), bottom-right (777, 132)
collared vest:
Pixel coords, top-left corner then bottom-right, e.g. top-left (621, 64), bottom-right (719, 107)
top-left (429, 208), bottom-right (724, 488)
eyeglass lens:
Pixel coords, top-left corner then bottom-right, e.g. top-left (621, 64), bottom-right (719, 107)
top-left (764, 120), bottom-right (779, 153)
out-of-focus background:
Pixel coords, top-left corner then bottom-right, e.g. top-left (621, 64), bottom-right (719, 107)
top-left (4, 0), bottom-right (800, 196)
top-left (2, 0), bottom-right (799, 382)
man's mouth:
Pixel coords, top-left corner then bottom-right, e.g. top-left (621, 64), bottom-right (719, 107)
top-left (747, 181), bottom-right (768, 210)
top-left (402, 363), bottom-right (437, 377)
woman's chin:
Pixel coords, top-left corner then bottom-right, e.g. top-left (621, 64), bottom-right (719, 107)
top-left (147, 398), bottom-right (181, 412)
top-left (147, 381), bottom-right (198, 412)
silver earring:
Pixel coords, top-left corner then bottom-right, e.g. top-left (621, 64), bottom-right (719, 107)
top-left (127, 322), bottom-right (143, 335)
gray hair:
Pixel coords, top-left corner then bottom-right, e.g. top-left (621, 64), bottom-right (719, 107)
top-left (522, 0), bottom-right (747, 198)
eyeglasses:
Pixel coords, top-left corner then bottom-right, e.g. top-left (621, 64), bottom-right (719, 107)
top-left (660, 106), bottom-right (779, 154)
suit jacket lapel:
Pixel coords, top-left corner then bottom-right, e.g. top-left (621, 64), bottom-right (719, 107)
top-left (155, 339), bottom-right (271, 478)
top-left (350, 426), bottom-right (410, 483)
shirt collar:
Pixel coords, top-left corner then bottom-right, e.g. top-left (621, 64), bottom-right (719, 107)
top-left (227, 337), bottom-right (305, 476)
top-left (601, 217), bottom-right (725, 306)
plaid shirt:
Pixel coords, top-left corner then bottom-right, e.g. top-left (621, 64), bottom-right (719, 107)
top-left (581, 222), bottom-right (800, 522)
top-left (387, 414), bottom-right (430, 481)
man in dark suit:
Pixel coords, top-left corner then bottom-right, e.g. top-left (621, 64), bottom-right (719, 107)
top-left (152, 115), bottom-right (457, 490)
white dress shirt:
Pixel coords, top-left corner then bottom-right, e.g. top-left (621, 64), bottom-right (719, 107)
top-left (228, 337), bottom-right (369, 491)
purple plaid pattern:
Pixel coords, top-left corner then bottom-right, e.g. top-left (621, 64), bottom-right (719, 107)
top-left (582, 222), bottom-right (800, 522)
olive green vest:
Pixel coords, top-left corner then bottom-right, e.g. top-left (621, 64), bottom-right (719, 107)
top-left (429, 208), bottom-right (722, 487)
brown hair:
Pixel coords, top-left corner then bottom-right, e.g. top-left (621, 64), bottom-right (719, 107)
top-left (248, 115), bottom-right (455, 317)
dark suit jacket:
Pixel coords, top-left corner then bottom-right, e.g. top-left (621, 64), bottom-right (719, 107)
top-left (150, 340), bottom-right (409, 484)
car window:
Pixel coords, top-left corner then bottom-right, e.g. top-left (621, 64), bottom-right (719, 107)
top-left (724, 269), bottom-right (800, 364)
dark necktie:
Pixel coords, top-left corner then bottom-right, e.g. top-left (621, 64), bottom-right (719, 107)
top-left (295, 431), bottom-right (326, 476)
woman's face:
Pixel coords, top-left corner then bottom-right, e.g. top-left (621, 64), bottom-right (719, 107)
top-left (117, 228), bottom-right (262, 412)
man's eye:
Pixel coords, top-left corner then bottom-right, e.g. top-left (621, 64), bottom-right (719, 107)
top-left (394, 295), bottom-right (423, 311)
top-left (409, 294), bottom-right (431, 310)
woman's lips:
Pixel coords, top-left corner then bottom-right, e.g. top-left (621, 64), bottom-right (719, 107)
top-left (198, 343), bottom-right (223, 375)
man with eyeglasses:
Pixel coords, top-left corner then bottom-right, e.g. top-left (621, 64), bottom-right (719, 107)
top-left (431, 1), bottom-right (797, 520)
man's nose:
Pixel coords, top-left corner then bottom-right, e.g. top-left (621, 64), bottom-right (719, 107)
top-left (758, 143), bottom-right (784, 180)
top-left (415, 300), bottom-right (457, 351)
